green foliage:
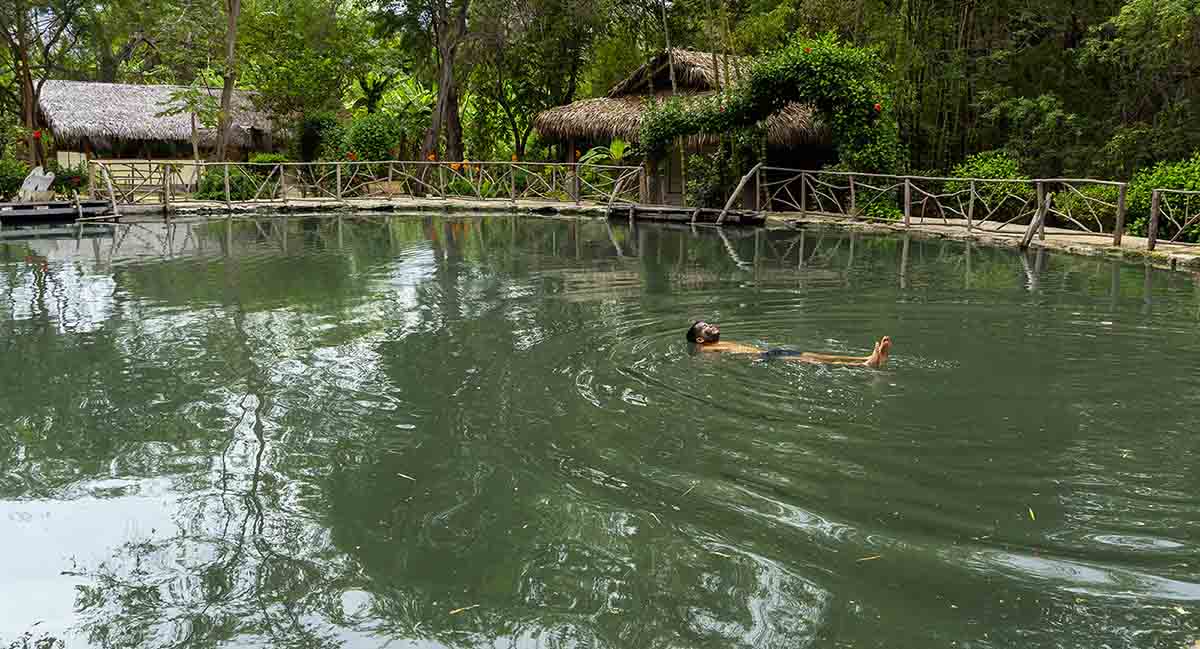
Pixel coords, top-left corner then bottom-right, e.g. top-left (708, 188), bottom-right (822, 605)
top-left (947, 151), bottom-right (1034, 208)
top-left (641, 34), bottom-right (903, 173)
top-left (155, 83), bottom-right (219, 126)
top-left (47, 160), bottom-right (89, 195)
top-left (0, 156), bottom-right (29, 201)
top-left (1126, 152), bottom-right (1200, 241)
top-left (579, 138), bottom-right (634, 165)
top-left (297, 113), bottom-right (338, 162)
top-left (684, 152), bottom-right (730, 208)
top-left (195, 166), bottom-right (260, 201)
top-left (248, 153), bottom-right (289, 165)
top-left (346, 113), bottom-right (403, 161)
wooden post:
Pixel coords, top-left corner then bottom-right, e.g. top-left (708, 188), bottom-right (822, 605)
top-left (678, 139), bottom-right (687, 208)
top-left (800, 172), bottom-right (808, 217)
top-left (1036, 181), bottom-right (1046, 241)
top-left (336, 162), bottom-right (343, 200)
top-left (755, 165), bottom-right (762, 213)
top-left (903, 178), bottom-right (912, 227)
top-left (1148, 189), bottom-right (1161, 251)
top-left (88, 162), bottom-right (96, 200)
top-left (438, 164), bottom-right (446, 198)
top-left (848, 174), bottom-right (856, 216)
top-left (279, 164), bottom-right (287, 201)
top-left (223, 163), bottom-right (231, 209)
top-left (510, 163), bottom-right (517, 203)
top-left (639, 161), bottom-right (650, 204)
top-left (1114, 183), bottom-right (1128, 246)
top-left (1022, 190), bottom-right (1051, 250)
top-left (967, 180), bottom-right (976, 231)
top-left (161, 163), bottom-right (170, 217)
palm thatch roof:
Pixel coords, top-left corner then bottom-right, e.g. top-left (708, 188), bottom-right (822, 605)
top-left (534, 49), bottom-right (828, 150)
top-left (38, 80), bottom-right (273, 148)
top-left (607, 49), bottom-right (748, 97)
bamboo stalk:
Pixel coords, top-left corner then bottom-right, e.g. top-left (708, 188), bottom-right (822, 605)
top-left (224, 163), bottom-right (231, 209)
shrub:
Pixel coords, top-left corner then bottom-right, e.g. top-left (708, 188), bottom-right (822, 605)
top-left (194, 165), bottom-right (260, 201)
top-left (0, 156), bottom-right (29, 201)
top-left (345, 113), bottom-right (403, 161)
top-left (685, 152), bottom-right (731, 208)
top-left (47, 160), bottom-right (89, 196)
top-left (947, 151), bottom-right (1035, 218)
top-left (249, 152), bottom-right (289, 166)
top-left (297, 113), bottom-right (338, 161)
top-left (1126, 152), bottom-right (1200, 242)
top-left (1051, 183), bottom-right (1119, 232)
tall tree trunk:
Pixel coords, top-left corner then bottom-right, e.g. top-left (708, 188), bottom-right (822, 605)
top-left (422, 50), bottom-right (453, 159)
top-left (191, 113), bottom-right (201, 162)
top-left (216, 0), bottom-right (241, 161)
top-left (420, 1), bottom-right (469, 162)
top-left (445, 75), bottom-right (463, 161)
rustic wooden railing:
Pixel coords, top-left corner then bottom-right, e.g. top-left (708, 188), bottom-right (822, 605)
top-left (750, 167), bottom-right (1131, 245)
top-left (88, 160), bottom-right (644, 211)
top-left (1147, 189), bottom-right (1200, 250)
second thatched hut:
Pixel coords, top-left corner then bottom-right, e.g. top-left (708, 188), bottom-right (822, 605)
top-left (533, 49), bottom-right (833, 206)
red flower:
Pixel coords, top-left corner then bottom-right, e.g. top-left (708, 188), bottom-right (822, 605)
top-left (874, 103), bottom-right (883, 112)
top-left (346, 151), bottom-right (358, 161)
top-left (32, 130), bottom-right (42, 140)
top-left (804, 47), bottom-right (812, 54)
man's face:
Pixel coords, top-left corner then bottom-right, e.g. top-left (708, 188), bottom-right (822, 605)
top-left (694, 321), bottom-right (721, 343)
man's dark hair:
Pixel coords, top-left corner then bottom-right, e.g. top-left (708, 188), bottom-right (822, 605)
top-left (686, 321), bottom-right (705, 343)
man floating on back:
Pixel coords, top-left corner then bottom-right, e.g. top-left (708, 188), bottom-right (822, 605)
top-left (686, 321), bottom-right (892, 369)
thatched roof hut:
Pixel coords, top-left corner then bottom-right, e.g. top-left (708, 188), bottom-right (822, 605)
top-left (534, 49), bottom-right (829, 149)
top-left (38, 80), bottom-right (273, 150)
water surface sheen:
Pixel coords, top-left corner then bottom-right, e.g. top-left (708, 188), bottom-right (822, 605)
top-left (1, 215), bottom-right (1199, 648)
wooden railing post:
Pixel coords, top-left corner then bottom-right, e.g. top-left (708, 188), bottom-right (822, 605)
top-left (223, 163), bottom-right (231, 209)
top-left (88, 162), bottom-right (96, 200)
top-left (755, 166), bottom-right (762, 212)
top-left (967, 180), bottom-right (976, 231)
top-left (800, 172), bottom-right (808, 217)
top-left (848, 173), bottom-right (856, 216)
top-left (336, 162), bottom-right (343, 200)
top-left (1114, 183), bottom-right (1128, 246)
top-left (903, 178), bottom-right (912, 227)
top-left (1148, 189), bottom-right (1161, 251)
top-left (1036, 181), bottom-right (1046, 241)
top-left (438, 164), bottom-right (446, 198)
top-left (572, 164), bottom-right (581, 204)
top-left (510, 163), bottom-right (517, 203)
top-left (161, 163), bottom-right (171, 217)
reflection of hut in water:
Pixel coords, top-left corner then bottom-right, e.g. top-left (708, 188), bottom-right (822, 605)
top-left (533, 49), bottom-right (833, 206)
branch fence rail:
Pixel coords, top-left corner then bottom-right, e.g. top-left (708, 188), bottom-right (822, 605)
top-left (85, 159), bottom-right (1198, 249)
top-left (88, 160), bottom-right (644, 211)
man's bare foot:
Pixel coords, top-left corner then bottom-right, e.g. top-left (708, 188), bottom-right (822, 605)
top-left (864, 336), bottom-right (892, 369)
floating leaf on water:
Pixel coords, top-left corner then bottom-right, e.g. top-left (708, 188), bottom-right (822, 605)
top-left (1028, 507), bottom-right (1036, 521)
top-left (449, 604), bottom-right (480, 615)
top-left (856, 555), bottom-right (882, 562)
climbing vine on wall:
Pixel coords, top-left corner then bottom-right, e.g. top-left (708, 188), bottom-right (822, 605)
top-left (641, 34), bottom-right (904, 173)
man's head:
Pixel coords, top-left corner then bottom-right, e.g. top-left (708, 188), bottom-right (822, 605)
top-left (686, 321), bottom-right (721, 344)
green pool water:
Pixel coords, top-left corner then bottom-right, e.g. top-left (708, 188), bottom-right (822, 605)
top-left (1, 215), bottom-right (1198, 648)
